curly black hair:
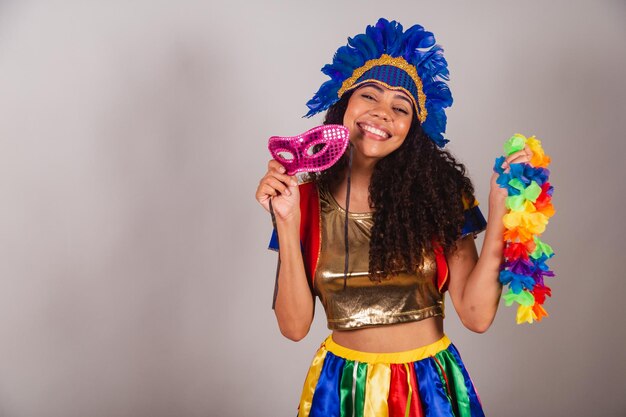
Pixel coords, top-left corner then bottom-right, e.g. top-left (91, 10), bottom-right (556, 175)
top-left (310, 91), bottom-right (477, 280)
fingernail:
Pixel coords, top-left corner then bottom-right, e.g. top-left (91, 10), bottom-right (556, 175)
top-left (279, 167), bottom-right (286, 173)
top-left (291, 180), bottom-right (298, 186)
top-left (284, 189), bottom-right (291, 196)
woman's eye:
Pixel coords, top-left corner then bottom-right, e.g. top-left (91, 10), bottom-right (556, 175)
top-left (361, 94), bottom-right (375, 100)
top-left (394, 107), bottom-right (409, 114)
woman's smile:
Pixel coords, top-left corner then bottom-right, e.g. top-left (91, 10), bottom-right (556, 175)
top-left (343, 83), bottom-right (414, 161)
top-left (357, 122), bottom-right (391, 140)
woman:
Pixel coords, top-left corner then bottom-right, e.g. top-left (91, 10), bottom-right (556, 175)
top-left (255, 19), bottom-right (531, 417)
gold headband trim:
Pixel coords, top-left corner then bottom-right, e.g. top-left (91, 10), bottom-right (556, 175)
top-left (337, 54), bottom-right (427, 123)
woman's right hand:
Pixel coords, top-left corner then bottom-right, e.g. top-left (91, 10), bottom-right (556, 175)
top-left (255, 160), bottom-right (300, 223)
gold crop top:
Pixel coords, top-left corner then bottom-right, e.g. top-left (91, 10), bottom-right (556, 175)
top-left (314, 185), bottom-right (444, 330)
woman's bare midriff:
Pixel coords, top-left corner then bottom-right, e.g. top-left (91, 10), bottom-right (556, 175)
top-left (330, 316), bottom-right (444, 353)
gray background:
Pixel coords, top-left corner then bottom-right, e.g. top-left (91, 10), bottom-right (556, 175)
top-left (0, 1), bottom-right (625, 416)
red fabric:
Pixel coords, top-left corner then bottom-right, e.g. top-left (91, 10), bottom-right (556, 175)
top-left (531, 284), bottom-right (552, 304)
top-left (388, 364), bottom-right (424, 417)
top-left (433, 240), bottom-right (449, 293)
top-left (534, 182), bottom-right (552, 210)
top-left (407, 363), bottom-right (424, 417)
top-left (298, 182), bottom-right (450, 293)
top-left (504, 242), bottom-right (531, 261)
top-left (298, 182), bottom-right (320, 284)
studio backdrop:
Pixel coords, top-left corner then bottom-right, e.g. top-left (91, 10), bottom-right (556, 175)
top-left (0, 1), bottom-right (624, 416)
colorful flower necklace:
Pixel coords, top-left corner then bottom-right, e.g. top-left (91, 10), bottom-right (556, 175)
top-left (494, 134), bottom-right (555, 324)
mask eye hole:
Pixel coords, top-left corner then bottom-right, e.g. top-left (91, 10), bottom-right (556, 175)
top-left (276, 150), bottom-right (294, 161)
top-left (305, 143), bottom-right (328, 157)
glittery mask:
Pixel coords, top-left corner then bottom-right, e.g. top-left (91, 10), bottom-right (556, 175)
top-left (268, 125), bottom-right (350, 175)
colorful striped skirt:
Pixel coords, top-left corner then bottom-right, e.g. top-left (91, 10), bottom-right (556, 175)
top-left (297, 334), bottom-right (485, 417)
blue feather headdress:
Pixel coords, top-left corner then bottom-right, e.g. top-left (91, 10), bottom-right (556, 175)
top-left (305, 18), bottom-right (453, 147)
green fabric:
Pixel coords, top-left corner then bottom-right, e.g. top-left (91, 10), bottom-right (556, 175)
top-left (504, 134), bottom-right (527, 156)
top-left (354, 362), bottom-right (367, 417)
top-left (506, 180), bottom-right (542, 211)
top-left (436, 350), bottom-right (472, 417)
top-left (531, 236), bottom-right (554, 259)
top-left (503, 288), bottom-right (535, 306)
top-left (339, 360), bottom-right (355, 417)
top-left (339, 360), bottom-right (366, 417)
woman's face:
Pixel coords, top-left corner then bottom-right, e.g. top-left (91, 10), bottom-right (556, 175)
top-left (343, 83), bottom-right (414, 162)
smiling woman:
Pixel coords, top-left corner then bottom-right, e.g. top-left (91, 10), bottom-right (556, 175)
top-left (344, 83), bottom-right (413, 162)
top-left (255, 18), bottom-right (533, 417)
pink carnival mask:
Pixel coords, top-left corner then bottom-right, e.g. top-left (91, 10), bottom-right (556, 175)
top-left (268, 125), bottom-right (350, 176)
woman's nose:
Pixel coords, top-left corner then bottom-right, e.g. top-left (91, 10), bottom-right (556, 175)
top-left (370, 105), bottom-right (391, 121)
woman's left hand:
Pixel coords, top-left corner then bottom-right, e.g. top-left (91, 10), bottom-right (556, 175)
top-left (489, 145), bottom-right (534, 209)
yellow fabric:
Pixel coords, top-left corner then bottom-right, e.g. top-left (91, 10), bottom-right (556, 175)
top-left (462, 193), bottom-right (479, 210)
top-left (363, 362), bottom-right (391, 417)
top-left (297, 347), bottom-right (328, 417)
top-left (324, 334), bottom-right (451, 364)
top-left (404, 363), bottom-right (413, 417)
top-left (526, 135), bottom-right (551, 168)
top-left (516, 304), bottom-right (537, 324)
top-left (502, 200), bottom-right (549, 240)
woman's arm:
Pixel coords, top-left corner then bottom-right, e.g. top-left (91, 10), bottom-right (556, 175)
top-left (256, 160), bottom-right (315, 341)
top-left (272, 214), bottom-right (316, 341)
top-left (446, 146), bottom-right (533, 333)
top-left (446, 200), bottom-right (506, 333)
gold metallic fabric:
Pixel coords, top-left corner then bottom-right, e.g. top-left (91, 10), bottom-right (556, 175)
top-left (314, 186), bottom-right (444, 330)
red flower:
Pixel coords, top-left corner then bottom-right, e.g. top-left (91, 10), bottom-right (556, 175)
top-left (531, 284), bottom-right (552, 304)
top-left (504, 242), bottom-right (530, 260)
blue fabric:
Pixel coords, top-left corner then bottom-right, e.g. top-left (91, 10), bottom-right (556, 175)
top-left (268, 228), bottom-right (279, 251)
top-left (414, 357), bottom-right (455, 417)
top-left (461, 205), bottom-right (487, 238)
top-left (447, 344), bottom-right (486, 417)
top-left (310, 352), bottom-right (346, 417)
top-left (299, 341), bottom-right (486, 416)
top-left (267, 228), bottom-right (305, 253)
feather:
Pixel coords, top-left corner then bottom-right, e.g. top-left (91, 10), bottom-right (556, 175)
top-left (322, 62), bottom-right (354, 79)
top-left (304, 18), bottom-right (454, 147)
top-left (401, 25), bottom-right (427, 61)
top-left (417, 48), bottom-right (449, 81)
top-left (348, 33), bottom-right (380, 60)
top-left (377, 18), bottom-right (403, 55)
top-left (333, 45), bottom-right (365, 70)
top-left (320, 64), bottom-right (345, 80)
top-left (304, 80), bottom-right (341, 117)
top-left (422, 81), bottom-right (453, 108)
top-left (365, 24), bottom-right (384, 54)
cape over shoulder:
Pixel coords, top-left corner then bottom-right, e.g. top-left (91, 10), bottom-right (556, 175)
top-left (267, 180), bottom-right (454, 293)
top-left (266, 181), bottom-right (320, 284)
